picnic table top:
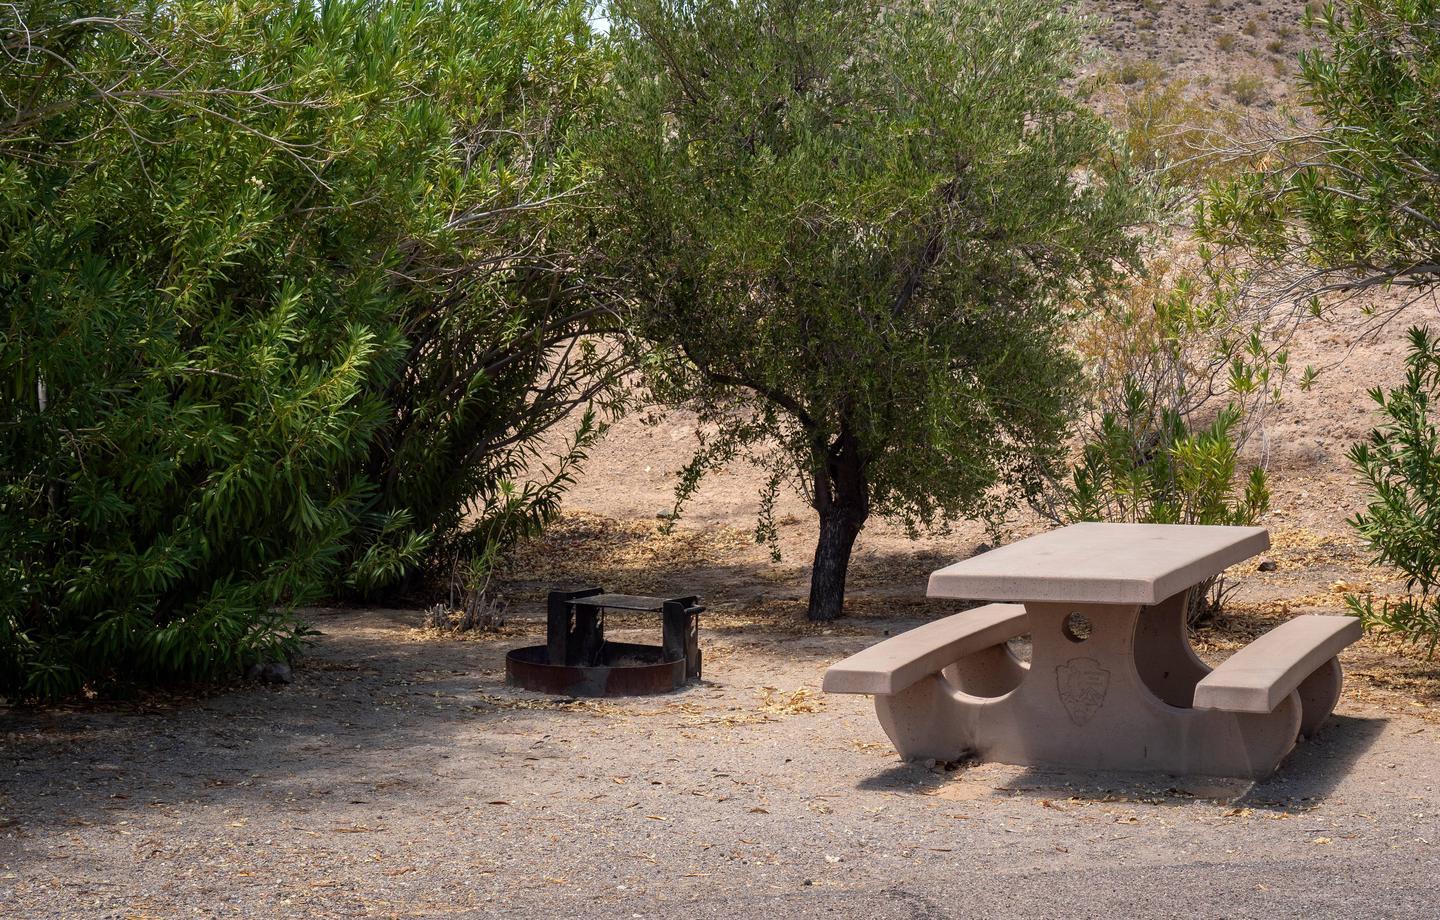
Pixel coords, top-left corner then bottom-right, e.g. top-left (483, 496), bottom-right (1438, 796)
top-left (926, 523), bottom-right (1269, 606)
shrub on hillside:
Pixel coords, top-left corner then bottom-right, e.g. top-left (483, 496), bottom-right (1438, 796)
top-left (1106, 80), bottom-right (1246, 188)
top-left (1224, 74), bottom-right (1266, 105)
top-left (0, 0), bottom-right (613, 700)
top-left (1199, 0), bottom-right (1440, 310)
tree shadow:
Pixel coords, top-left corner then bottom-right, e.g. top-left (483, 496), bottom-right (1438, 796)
top-left (493, 510), bottom-right (988, 622)
top-left (0, 609), bottom-right (594, 840)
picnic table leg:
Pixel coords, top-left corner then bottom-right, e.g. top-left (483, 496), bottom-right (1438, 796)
top-left (954, 600), bottom-right (1304, 778)
top-left (1294, 656), bottom-right (1343, 738)
top-left (874, 675), bottom-right (978, 762)
top-left (1132, 589), bottom-right (1212, 707)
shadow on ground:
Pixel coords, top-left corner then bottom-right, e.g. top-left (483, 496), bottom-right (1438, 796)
top-left (849, 711), bottom-right (1387, 809)
top-left (496, 511), bottom-right (985, 623)
top-left (0, 610), bottom-right (557, 837)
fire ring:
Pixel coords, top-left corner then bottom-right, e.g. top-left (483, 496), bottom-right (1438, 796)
top-left (505, 589), bottom-right (703, 697)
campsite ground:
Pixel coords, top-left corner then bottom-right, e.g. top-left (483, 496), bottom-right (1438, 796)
top-left (5, 418), bottom-right (1440, 916)
top-left (5, 1), bottom-right (1440, 916)
top-left (1, 603), bottom-right (1437, 918)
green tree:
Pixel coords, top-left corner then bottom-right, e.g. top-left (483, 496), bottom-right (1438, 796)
top-left (1198, 0), bottom-right (1440, 312)
top-left (591, 0), bottom-right (1150, 619)
top-left (0, 0), bottom-right (614, 700)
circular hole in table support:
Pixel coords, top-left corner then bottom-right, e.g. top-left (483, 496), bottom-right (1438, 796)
top-left (1062, 612), bottom-right (1093, 643)
top-left (942, 640), bottom-right (1028, 697)
top-left (1005, 634), bottom-right (1033, 664)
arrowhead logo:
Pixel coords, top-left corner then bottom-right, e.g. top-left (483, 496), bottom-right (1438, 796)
top-left (1056, 657), bottom-right (1110, 726)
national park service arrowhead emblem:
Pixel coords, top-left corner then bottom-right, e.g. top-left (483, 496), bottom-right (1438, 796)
top-left (1056, 657), bottom-right (1110, 726)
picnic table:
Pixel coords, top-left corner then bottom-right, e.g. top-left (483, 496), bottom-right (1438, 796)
top-left (824, 524), bottom-right (1362, 779)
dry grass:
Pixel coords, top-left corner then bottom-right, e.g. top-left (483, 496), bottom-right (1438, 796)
top-left (497, 510), bottom-right (758, 594)
top-left (1185, 527), bottom-right (1440, 716)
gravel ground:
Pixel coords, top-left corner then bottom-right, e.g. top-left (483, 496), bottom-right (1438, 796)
top-left (3, 607), bottom-right (1437, 919)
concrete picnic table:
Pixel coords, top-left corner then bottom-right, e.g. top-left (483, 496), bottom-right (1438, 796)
top-left (824, 523), bottom-right (1362, 779)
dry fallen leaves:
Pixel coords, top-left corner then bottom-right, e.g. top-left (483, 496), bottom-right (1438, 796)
top-left (497, 511), bottom-right (753, 589)
top-left (470, 693), bottom-right (620, 716)
top-left (1330, 581), bottom-right (1372, 595)
top-left (757, 687), bottom-right (824, 715)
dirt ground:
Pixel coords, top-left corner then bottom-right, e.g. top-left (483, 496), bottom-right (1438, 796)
top-left (5, 1), bottom-right (1440, 917)
top-left (2, 605), bottom-right (1437, 919)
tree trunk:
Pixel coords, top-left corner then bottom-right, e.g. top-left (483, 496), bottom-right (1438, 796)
top-left (806, 426), bottom-right (868, 621)
top-left (807, 504), bottom-right (863, 621)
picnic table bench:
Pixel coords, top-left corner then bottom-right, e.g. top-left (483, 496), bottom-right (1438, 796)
top-left (823, 524), bottom-right (1362, 779)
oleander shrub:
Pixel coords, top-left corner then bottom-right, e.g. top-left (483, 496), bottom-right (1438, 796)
top-left (1062, 384), bottom-right (1269, 528)
top-left (0, 0), bottom-right (612, 700)
top-left (1057, 379), bottom-right (1269, 623)
top-left (1346, 328), bottom-right (1440, 654)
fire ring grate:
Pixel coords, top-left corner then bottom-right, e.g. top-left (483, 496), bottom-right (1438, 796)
top-left (505, 588), bottom-right (703, 697)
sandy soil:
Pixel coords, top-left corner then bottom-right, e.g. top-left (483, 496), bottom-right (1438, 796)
top-left (4, 2), bottom-right (1440, 917)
